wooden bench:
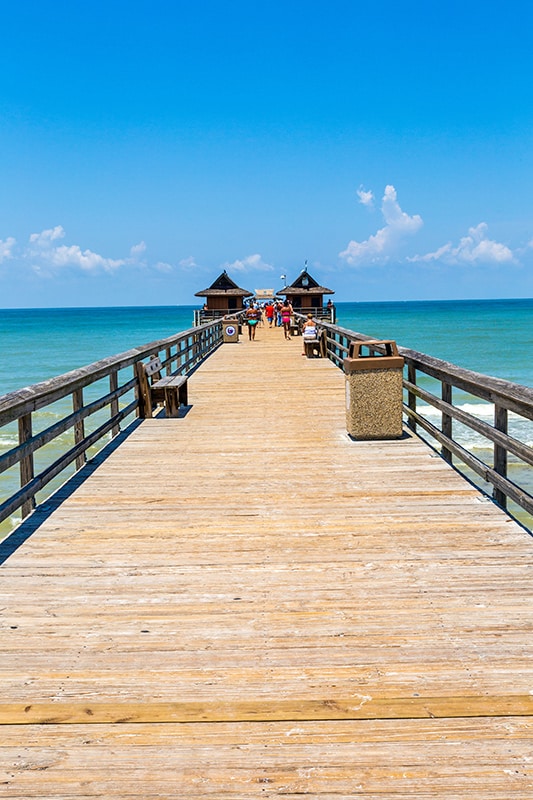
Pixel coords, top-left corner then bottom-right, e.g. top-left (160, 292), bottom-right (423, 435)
top-left (135, 357), bottom-right (188, 418)
top-left (289, 322), bottom-right (301, 337)
top-left (303, 329), bottom-right (327, 358)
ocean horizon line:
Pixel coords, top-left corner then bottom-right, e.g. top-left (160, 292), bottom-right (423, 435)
top-left (1, 296), bottom-right (533, 312)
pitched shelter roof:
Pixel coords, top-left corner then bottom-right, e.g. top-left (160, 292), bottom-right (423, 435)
top-left (278, 269), bottom-right (334, 296)
top-left (195, 271), bottom-right (253, 298)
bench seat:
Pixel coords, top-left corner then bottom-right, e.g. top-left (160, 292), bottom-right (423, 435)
top-left (151, 375), bottom-right (188, 415)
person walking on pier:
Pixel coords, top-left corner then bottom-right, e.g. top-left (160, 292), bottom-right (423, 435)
top-left (265, 302), bottom-right (275, 327)
top-left (281, 299), bottom-right (293, 339)
top-left (245, 304), bottom-right (260, 340)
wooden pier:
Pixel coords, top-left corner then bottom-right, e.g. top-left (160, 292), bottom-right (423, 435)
top-left (1, 323), bottom-right (533, 797)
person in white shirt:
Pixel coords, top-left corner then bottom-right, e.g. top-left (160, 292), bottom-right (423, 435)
top-left (301, 313), bottom-right (318, 354)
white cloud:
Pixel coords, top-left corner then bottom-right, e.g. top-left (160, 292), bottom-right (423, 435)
top-left (178, 256), bottom-right (198, 269)
top-left (27, 226), bottom-right (126, 274)
top-left (48, 244), bottom-right (125, 272)
top-left (0, 236), bottom-right (16, 263)
top-left (2, 225), bottom-right (189, 278)
top-left (223, 253), bottom-right (274, 272)
top-left (129, 241), bottom-right (147, 259)
top-left (24, 225), bottom-right (124, 276)
top-left (339, 185), bottom-right (423, 266)
top-left (409, 222), bottom-right (515, 265)
top-left (29, 225), bottom-right (65, 247)
top-left (357, 186), bottom-right (374, 207)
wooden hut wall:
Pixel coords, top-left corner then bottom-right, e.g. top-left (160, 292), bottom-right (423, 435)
top-left (206, 296), bottom-right (242, 311)
top-left (288, 293), bottom-right (323, 309)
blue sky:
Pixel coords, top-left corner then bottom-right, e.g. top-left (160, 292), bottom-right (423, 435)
top-left (1, 0), bottom-right (532, 307)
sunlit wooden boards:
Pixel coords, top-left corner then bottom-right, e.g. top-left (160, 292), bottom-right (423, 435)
top-left (1, 324), bottom-right (532, 797)
top-left (1, 718), bottom-right (533, 796)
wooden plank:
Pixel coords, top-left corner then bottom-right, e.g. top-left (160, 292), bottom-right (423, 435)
top-left (1, 720), bottom-right (533, 797)
top-left (1, 695), bottom-right (533, 725)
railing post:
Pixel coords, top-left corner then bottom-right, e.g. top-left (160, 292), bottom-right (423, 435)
top-left (494, 404), bottom-right (508, 509)
top-left (442, 381), bottom-right (452, 464)
top-left (18, 413), bottom-right (35, 518)
top-left (109, 370), bottom-right (120, 437)
top-left (407, 362), bottom-right (417, 433)
top-left (165, 347), bottom-right (172, 376)
top-left (73, 388), bottom-right (86, 469)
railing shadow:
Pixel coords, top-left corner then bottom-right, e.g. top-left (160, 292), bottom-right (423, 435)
top-left (0, 421), bottom-right (142, 564)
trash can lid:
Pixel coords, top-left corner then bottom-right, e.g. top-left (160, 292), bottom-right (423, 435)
top-left (344, 340), bottom-right (404, 372)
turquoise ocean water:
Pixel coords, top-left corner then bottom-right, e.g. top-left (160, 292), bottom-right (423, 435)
top-left (1, 299), bottom-right (533, 533)
top-left (1, 299), bottom-right (532, 395)
top-left (0, 305), bottom-right (197, 397)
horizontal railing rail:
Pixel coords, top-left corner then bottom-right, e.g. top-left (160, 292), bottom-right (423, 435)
top-left (0, 320), bottom-right (223, 531)
top-left (193, 309), bottom-right (248, 326)
top-left (300, 315), bottom-right (533, 528)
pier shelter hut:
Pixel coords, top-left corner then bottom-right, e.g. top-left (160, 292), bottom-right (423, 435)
top-left (194, 271), bottom-right (253, 324)
top-left (278, 268), bottom-right (335, 322)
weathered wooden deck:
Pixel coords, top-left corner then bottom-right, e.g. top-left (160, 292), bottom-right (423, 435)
top-left (1, 322), bottom-right (533, 797)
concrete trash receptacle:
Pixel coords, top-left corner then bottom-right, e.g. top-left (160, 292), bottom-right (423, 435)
top-left (222, 319), bottom-right (239, 343)
top-left (344, 340), bottom-right (404, 440)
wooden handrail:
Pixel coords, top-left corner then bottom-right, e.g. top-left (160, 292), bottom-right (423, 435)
top-left (0, 320), bottom-right (223, 530)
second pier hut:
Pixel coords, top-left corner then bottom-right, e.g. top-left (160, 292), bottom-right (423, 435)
top-left (278, 265), bottom-right (336, 322)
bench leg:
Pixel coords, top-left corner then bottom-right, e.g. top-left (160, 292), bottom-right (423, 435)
top-left (164, 387), bottom-right (180, 418)
top-left (178, 380), bottom-right (188, 406)
top-left (304, 341), bottom-right (319, 358)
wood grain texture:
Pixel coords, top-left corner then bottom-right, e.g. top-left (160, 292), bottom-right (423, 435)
top-left (1, 324), bottom-right (533, 797)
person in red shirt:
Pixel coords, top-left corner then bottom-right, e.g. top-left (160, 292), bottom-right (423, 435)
top-left (265, 302), bottom-right (275, 327)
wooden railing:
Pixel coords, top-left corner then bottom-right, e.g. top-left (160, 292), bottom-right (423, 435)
top-left (193, 309), bottom-right (241, 326)
top-left (302, 316), bottom-right (533, 527)
top-left (195, 305), bottom-right (337, 327)
top-left (0, 321), bottom-right (222, 531)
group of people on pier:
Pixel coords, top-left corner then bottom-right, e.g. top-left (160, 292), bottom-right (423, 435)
top-left (244, 301), bottom-right (319, 353)
top-left (244, 299), bottom-right (294, 340)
